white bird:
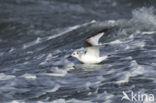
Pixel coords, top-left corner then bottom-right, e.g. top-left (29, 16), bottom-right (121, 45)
top-left (71, 30), bottom-right (109, 64)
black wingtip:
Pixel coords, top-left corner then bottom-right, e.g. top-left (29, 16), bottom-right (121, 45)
top-left (85, 28), bottom-right (110, 47)
top-left (85, 40), bottom-right (93, 47)
top-left (86, 28), bottom-right (110, 40)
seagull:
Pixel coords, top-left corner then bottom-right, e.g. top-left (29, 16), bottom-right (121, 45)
top-left (71, 29), bottom-right (109, 64)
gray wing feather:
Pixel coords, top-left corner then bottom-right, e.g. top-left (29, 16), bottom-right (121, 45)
top-left (85, 32), bottom-right (104, 46)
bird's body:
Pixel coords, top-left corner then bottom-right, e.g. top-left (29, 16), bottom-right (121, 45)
top-left (71, 30), bottom-right (109, 64)
top-left (78, 53), bottom-right (107, 64)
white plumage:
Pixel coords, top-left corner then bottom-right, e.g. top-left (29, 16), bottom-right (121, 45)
top-left (71, 31), bottom-right (108, 64)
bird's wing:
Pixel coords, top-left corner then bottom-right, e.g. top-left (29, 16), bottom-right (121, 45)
top-left (85, 32), bottom-right (104, 46)
top-left (85, 47), bottom-right (100, 57)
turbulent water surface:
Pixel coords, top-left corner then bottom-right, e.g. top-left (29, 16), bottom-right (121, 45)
top-left (0, 0), bottom-right (156, 103)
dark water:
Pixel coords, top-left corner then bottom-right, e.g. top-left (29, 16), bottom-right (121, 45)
top-left (0, 0), bottom-right (156, 103)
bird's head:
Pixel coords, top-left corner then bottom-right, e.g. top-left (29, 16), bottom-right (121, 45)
top-left (71, 51), bottom-right (81, 58)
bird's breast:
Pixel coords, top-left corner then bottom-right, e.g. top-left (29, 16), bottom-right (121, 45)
top-left (80, 55), bottom-right (102, 64)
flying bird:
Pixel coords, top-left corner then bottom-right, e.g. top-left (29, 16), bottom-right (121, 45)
top-left (71, 29), bottom-right (110, 64)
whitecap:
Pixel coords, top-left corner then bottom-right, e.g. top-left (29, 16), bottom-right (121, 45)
top-left (43, 67), bottom-right (68, 77)
top-left (47, 84), bottom-right (60, 93)
top-left (85, 81), bottom-right (92, 90)
top-left (67, 99), bottom-right (93, 103)
top-left (48, 25), bottom-right (81, 40)
top-left (23, 37), bottom-right (42, 49)
top-left (9, 48), bottom-right (15, 53)
top-left (35, 54), bottom-right (46, 60)
top-left (44, 72), bottom-right (67, 77)
top-left (45, 53), bottom-right (53, 61)
top-left (23, 61), bottom-right (29, 65)
top-left (7, 100), bottom-right (25, 103)
top-left (52, 99), bottom-right (66, 103)
top-left (21, 73), bottom-right (37, 80)
top-left (41, 53), bottom-right (58, 63)
top-left (116, 60), bottom-right (149, 84)
top-left (115, 72), bottom-right (130, 84)
top-left (142, 31), bottom-right (156, 35)
top-left (132, 7), bottom-right (156, 27)
top-left (129, 60), bottom-right (146, 76)
top-left (52, 98), bottom-right (93, 103)
top-left (95, 92), bottom-right (114, 103)
top-left (39, 61), bottom-right (47, 65)
top-left (110, 40), bottom-right (122, 44)
top-left (0, 73), bottom-right (15, 81)
top-left (48, 21), bottom-right (96, 40)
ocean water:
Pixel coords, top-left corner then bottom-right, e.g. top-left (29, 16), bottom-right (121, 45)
top-left (0, 0), bottom-right (156, 103)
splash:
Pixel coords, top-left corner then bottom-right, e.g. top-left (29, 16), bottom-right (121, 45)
top-left (132, 7), bottom-right (156, 28)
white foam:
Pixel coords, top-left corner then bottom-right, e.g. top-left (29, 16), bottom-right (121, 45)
top-left (142, 31), bottom-right (156, 35)
top-left (44, 67), bottom-right (68, 77)
top-left (48, 26), bottom-right (80, 40)
top-left (43, 59), bottom-right (75, 76)
top-left (132, 7), bottom-right (156, 27)
top-left (85, 81), bottom-right (92, 90)
top-left (35, 37), bottom-right (41, 44)
top-left (108, 20), bottom-right (116, 24)
top-left (115, 72), bottom-right (130, 84)
top-left (21, 73), bottom-right (37, 80)
top-left (37, 53), bottom-right (58, 65)
top-left (52, 99), bottom-right (66, 103)
top-left (47, 84), bottom-right (60, 93)
top-left (46, 53), bottom-right (53, 60)
top-left (23, 61), bottom-right (29, 65)
top-left (151, 63), bottom-right (156, 66)
top-left (110, 40), bottom-right (122, 44)
top-left (26, 51), bottom-right (33, 54)
top-left (23, 37), bottom-right (42, 49)
top-left (51, 99), bottom-right (92, 103)
top-left (125, 40), bottom-right (146, 50)
top-left (115, 60), bottom-right (147, 84)
top-left (7, 100), bottom-right (25, 103)
top-left (130, 60), bottom-right (147, 76)
top-left (91, 20), bottom-right (96, 23)
top-left (48, 21), bottom-right (96, 40)
top-left (133, 41), bottom-right (146, 48)
top-left (67, 99), bottom-right (93, 103)
top-left (39, 61), bottom-right (47, 65)
top-left (36, 54), bottom-right (46, 60)
top-left (9, 48), bottom-right (15, 53)
top-left (45, 72), bottom-right (67, 77)
top-left (0, 73), bottom-right (15, 81)
top-left (39, 53), bottom-right (54, 65)
top-left (96, 92), bottom-right (114, 103)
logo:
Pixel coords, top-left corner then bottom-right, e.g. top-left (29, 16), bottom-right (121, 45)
top-left (121, 91), bottom-right (155, 102)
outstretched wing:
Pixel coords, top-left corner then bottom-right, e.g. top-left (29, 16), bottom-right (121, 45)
top-left (85, 28), bottom-right (110, 46)
top-left (85, 26), bottom-right (118, 46)
top-left (85, 32), bottom-right (104, 46)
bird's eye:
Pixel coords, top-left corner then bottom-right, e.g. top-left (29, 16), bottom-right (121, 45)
top-left (73, 52), bottom-right (77, 55)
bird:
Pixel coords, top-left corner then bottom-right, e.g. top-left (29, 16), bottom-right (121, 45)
top-left (71, 29), bottom-right (109, 64)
